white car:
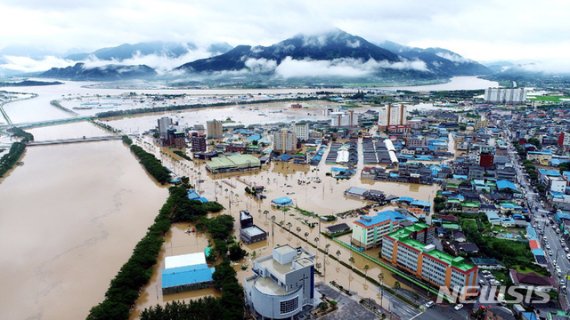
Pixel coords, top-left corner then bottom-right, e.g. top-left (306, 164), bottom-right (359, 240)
top-left (425, 301), bottom-right (435, 308)
top-left (454, 304), bottom-right (464, 311)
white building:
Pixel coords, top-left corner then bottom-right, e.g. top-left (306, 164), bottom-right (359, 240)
top-left (378, 104), bottom-right (407, 129)
top-left (292, 122), bottom-right (309, 141)
top-left (273, 129), bottom-right (297, 153)
top-left (329, 110), bottom-right (357, 127)
top-left (245, 245), bottom-right (316, 319)
top-left (484, 88), bottom-right (526, 104)
top-left (206, 119), bottom-right (223, 139)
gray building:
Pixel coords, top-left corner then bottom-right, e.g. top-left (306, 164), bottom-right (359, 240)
top-left (158, 117), bottom-right (173, 140)
top-left (245, 245), bottom-right (315, 319)
top-left (206, 119), bottom-right (223, 139)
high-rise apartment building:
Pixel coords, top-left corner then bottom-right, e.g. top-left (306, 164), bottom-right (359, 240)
top-left (484, 88), bottom-right (526, 104)
top-left (206, 119), bottom-right (223, 139)
top-left (273, 129), bottom-right (297, 153)
top-left (292, 121), bottom-right (309, 141)
top-left (378, 104), bottom-right (407, 130)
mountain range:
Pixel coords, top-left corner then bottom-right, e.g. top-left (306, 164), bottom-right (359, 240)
top-left (32, 30), bottom-right (490, 81)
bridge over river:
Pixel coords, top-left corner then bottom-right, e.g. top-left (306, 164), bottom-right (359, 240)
top-left (26, 135), bottom-right (125, 147)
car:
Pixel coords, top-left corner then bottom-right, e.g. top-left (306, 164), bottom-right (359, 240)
top-left (566, 248), bottom-right (570, 253)
top-left (562, 286), bottom-right (567, 290)
top-left (425, 301), bottom-right (435, 308)
top-left (454, 304), bottom-right (464, 311)
top-left (546, 245), bottom-right (551, 250)
top-left (549, 250), bottom-right (553, 256)
top-left (479, 279), bottom-right (486, 285)
top-left (557, 267), bottom-right (562, 273)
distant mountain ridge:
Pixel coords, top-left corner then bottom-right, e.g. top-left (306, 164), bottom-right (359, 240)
top-left (177, 30), bottom-right (400, 72)
top-left (35, 29), bottom-right (491, 81)
top-left (41, 63), bottom-right (156, 81)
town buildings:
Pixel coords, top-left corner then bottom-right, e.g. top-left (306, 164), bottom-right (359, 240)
top-left (329, 110), bottom-right (357, 127)
top-left (244, 245), bottom-right (315, 319)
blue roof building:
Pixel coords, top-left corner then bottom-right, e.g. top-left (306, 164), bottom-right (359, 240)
top-left (497, 179), bottom-right (520, 192)
top-left (161, 252), bottom-right (215, 294)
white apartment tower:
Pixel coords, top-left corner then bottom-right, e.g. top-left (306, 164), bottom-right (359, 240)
top-left (292, 122), bottom-right (309, 141)
top-left (484, 88), bottom-right (526, 104)
top-left (378, 104), bottom-right (407, 129)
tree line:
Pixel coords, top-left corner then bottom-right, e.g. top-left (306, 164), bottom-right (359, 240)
top-left (122, 136), bottom-right (171, 184)
top-left (0, 127), bottom-right (34, 178)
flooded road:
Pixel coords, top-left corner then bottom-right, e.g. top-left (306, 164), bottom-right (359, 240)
top-left (0, 141), bottom-right (168, 320)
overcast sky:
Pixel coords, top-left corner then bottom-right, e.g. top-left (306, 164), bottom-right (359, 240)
top-left (1, 0), bottom-right (569, 64)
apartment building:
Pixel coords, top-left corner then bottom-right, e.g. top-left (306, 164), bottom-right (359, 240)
top-left (381, 223), bottom-right (478, 291)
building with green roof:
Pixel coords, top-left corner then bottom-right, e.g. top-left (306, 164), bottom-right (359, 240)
top-left (206, 154), bottom-right (261, 173)
top-left (381, 223), bottom-right (478, 290)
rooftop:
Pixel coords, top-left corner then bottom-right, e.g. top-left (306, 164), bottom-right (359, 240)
top-left (355, 210), bottom-right (406, 228)
top-left (161, 264), bottom-right (215, 289)
top-left (165, 252), bottom-right (206, 269)
top-left (242, 225), bottom-right (267, 237)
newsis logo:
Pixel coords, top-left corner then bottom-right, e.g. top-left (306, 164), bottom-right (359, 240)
top-left (436, 285), bottom-right (551, 304)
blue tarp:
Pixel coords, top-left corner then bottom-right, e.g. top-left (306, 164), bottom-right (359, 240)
top-left (272, 196), bottom-right (293, 206)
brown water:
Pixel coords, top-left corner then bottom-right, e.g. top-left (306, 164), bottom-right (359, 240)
top-left (131, 140), bottom-right (440, 316)
top-left (0, 141), bottom-right (168, 320)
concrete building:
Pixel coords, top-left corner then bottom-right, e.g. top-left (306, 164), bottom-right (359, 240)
top-left (484, 88), bottom-right (526, 104)
top-left (240, 211), bottom-right (268, 244)
top-left (206, 119), bottom-right (223, 139)
top-left (381, 223), bottom-right (478, 291)
top-left (190, 132), bottom-right (207, 152)
top-left (158, 116), bottom-right (173, 140)
top-left (273, 128), bottom-right (297, 154)
top-left (161, 252), bottom-right (215, 294)
top-left (378, 104), bottom-right (407, 130)
top-left (351, 210), bottom-right (407, 249)
top-left (292, 122), bottom-right (309, 141)
top-left (329, 110), bottom-right (357, 127)
top-left (245, 245), bottom-right (315, 319)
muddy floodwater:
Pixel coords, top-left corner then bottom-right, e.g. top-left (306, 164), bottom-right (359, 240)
top-left (0, 141), bottom-right (168, 320)
top-left (131, 138), bottom-right (439, 315)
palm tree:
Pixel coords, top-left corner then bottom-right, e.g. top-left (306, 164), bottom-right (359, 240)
top-left (296, 226), bottom-right (301, 234)
top-left (363, 264), bottom-right (370, 286)
top-left (304, 232), bottom-right (309, 242)
top-left (335, 250), bottom-right (341, 270)
top-left (263, 210), bottom-right (269, 221)
top-left (348, 256), bottom-right (355, 291)
top-left (378, 272), bottom-right (385, 307)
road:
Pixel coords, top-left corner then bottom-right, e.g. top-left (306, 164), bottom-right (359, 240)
top-left (506, 129), bottom-right (570, 308)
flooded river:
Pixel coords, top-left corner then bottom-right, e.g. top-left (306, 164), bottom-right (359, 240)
top-left (0, 141), bottom-right (168, 320)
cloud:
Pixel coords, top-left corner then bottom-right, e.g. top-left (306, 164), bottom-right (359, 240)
top-left (274, 56), bottom-right (428, 78)
top-left (0, 45), bottom-right (220, 75)
top-left (243, 58), bottom-right (277, 73)
top-left (435, 52), bottom-right (469, 63)
top-left (0, 55), bottom-right (72, 73)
